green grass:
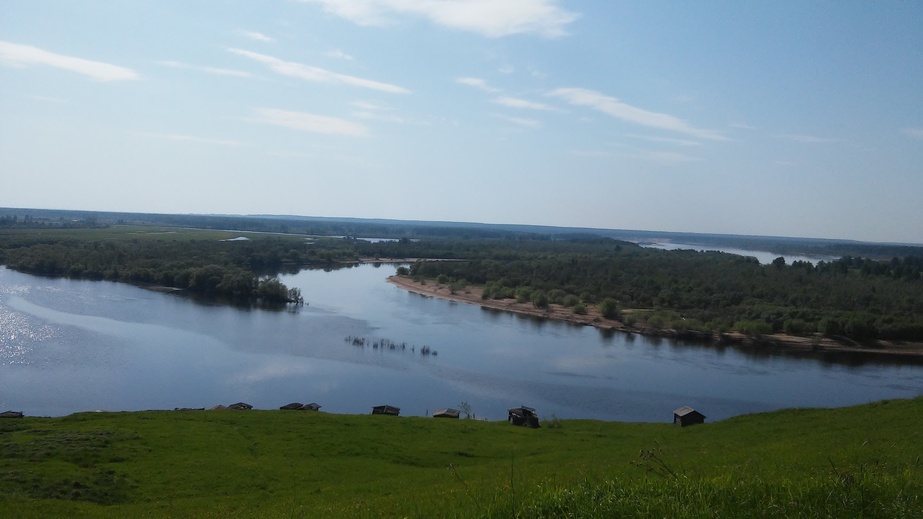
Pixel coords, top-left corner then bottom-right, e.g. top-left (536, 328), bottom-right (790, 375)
top-left (1, 398), bottom-right (921, 517)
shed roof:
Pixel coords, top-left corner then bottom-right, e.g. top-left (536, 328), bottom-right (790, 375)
top-left (674, 406), bottom-right (705, 418)
top-left (433, 408), bottom-right (460, 418)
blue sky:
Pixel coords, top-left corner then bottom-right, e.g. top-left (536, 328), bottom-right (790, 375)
top-left (1, 1), bottom-right (921, 243)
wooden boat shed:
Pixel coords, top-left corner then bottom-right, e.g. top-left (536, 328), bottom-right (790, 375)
top-left (372, 405), bottom-right (400, 416)
top-left (508, 406), bottom-right (540, 428)
top-left (673, 406), bottom-right (706, 427)
top-left (432, 408), bottom-right (460, 418)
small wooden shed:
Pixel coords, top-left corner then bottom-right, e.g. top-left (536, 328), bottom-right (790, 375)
top-left (433, 408), bottom-right (460, 419)
top-left (303, 402), bottom-right (321, 411)
top-left (0, 410), bottom-right (24, 419)
top-left (673, 406), bottom-right (706, 427)
top-left (372, 405), bottom-right (400, 416)
top-left (508, 406), bottom-right (540, 428)
top-left (228, 402), bottom-right (253, 410)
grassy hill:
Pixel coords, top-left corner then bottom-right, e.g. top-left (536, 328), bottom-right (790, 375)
top-left (1, 398), bottom-right (921, 518)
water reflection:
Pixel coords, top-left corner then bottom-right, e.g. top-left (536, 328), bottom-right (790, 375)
top-left (0, 265), bottom-right (920, 422)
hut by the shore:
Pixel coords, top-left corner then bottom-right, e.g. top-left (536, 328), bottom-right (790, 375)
top-left (432, 408), bottom-right (460, 419)
top-left (508, 406), bottom-right (540, 428)
top-left (372, 405), bottom-right (400, 416)
top-left (673, 406), bottom-right (706, 427)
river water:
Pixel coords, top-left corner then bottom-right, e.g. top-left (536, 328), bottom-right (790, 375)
top-left (1, 265), bottom-right (920, 422)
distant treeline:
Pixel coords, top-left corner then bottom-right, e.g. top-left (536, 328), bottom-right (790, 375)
top-left (0, 230), bottom-right (334, 304)
top-left (2, 224), bottom-right (922, 341)
top-left (394, 238), bottom-right (923, 342)
top-left (2, 207), bottom-right (921, 260)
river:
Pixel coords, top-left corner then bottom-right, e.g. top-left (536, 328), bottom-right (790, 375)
top-left (1, 265), bottom-right (920, 422)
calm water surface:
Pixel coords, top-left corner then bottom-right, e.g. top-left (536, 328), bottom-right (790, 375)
top-left (1, 265), bottom-right (920, 421)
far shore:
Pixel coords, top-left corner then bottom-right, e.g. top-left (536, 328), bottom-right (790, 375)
top-left (387, 275), bottom-right (923, 359)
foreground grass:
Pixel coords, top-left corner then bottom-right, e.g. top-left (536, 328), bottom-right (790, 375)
top-left (1, 398), bottom-right (921, 518)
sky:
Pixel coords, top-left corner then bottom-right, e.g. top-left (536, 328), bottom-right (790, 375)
top-left (1, 1), bottom-right (921, 244)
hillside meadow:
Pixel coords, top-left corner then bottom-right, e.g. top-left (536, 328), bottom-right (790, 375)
top-left (1, 398), bottom-right (921, 518)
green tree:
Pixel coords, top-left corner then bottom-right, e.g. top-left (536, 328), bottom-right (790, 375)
top-left (599, 298), bottom-right (620, 320)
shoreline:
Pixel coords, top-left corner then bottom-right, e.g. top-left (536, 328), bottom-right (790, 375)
top-left (386, 275), bottom-right (923, 359)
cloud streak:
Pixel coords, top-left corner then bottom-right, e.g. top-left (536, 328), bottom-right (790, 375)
top-left (492, 96), bottom-right (558, 112)
top-left (456, 76), bottom-right (500, 93)
top-left (547, 87), bottom-right (727, 141)
top-left (492, 114), bottom-right (541, 129)
top-left (774, 133), bottom-right (837, 143)
top-left (251, 108), bottom-right (369, 137)
top-left (0, 40), bottom-right (139, 81)
top-left (300, 0), bottom-right (578, 38)
top-left (238, 30), bottom-right (275, 43)
top-left (229, 48), bottom-right (410, 94)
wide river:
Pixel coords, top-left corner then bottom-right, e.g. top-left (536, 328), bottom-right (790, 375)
top-left (1, 264), bottom-right (920, 422)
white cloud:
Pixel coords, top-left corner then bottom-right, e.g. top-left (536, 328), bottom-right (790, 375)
top-left (239, 30), bottom-right (275, 43)
top-left (623, 134), bottom-right (703, 147)
top-left (547, 87), bottom-right (728, 141)
top-left (228, 48), bottom-right (410, 94)
top-left (456, 76), bottom-right (500, 93)
top-left (299, 0), bottom-right (579, 38)
top-left (492, 114), bottom-right (541, 129)
top-left (326, 49), bottom-right (355, 61)
top-left (638, 150), bottom-right (700, 165)
top-left (159, 60), bottom-right (254, 78)
top-left (492, 96), bottom-right (558, 111)
top-left (903, 128), bottom-right (923, 140)
top-left (251, 108), bottom-right (369, 137)
top-left (145, 133), bottom-right (249, 147)
top-left (202, 67), bottom-right (254, 78)
top-left (730, 122), bottom-right (756, 130)
top-left (774, 133), bottom-right (837, 143)
top-left (0, 40), bottom-right (139, 81)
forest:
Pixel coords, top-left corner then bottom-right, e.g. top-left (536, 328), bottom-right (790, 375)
top-left (1, 221), bottom-right (922, 342)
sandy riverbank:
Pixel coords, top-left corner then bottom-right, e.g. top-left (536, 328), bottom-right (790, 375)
top-left (386, 275), bottom-right (923, 359)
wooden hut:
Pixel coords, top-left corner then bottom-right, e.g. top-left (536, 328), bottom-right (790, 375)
top-left (303, 403), bottom-right (321, 411)
top-left (508, 406), bottom-right (540, 428)
top-left (228, 402), bottom-right (253, 410)
top-left (280, 402), bottom-right (305, 410)
top-left (372, 405), bottom-right (400, 416)
top-left (432, 408), bottom-right (460, 419)
top-left (673, 406), bottom-right (706, 427)
top-left (0, 410), bottom-right (24, 419)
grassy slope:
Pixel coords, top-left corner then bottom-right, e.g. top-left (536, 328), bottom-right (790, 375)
top-left (1, 398), bottom-right (921, 518)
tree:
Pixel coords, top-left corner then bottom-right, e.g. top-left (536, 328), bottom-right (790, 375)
top-left (599, 298), bottom-right (620, 320)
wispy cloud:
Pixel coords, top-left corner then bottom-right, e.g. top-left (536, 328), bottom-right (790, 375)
top-left (350, 100), bottom-right (405, 123)
top-left (228, 48), bottom-right (410, 94)
top-left (299, 0), bottom-right (579, 38)
top-left (0, 40), bottom-right (139, 81)
top-left (144, 133), bottom-right (249, 147)
top-left (547, 88), bottom-right (727, 141)
top-left (492, 114), bottom-right (542, 129)
top-left (250, 108), bottom-right (369, 137)
top-left (774, 133), bottom-right (837, 143)
top-left (326, 49), bottom-right (355, 61)
top-left (623, 134), bottom-right (703, 147)
top-left (729, 122), bottom-right (756, 130)
top-left (903, 128), bottom-right (923, 140)
top-left (238, 30), bottom-right (275, 43)
top-left (456, 76), bottom-right (500, 93)
top-left (158, 60), bottom-right (254, 78)
top-left (492, 96), bottom-right (559, 112)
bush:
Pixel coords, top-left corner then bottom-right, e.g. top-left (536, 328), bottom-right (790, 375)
top-left (599, 298), bottom-right (620, 320)
top-left (573, 303), bottom-right (587, 315)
